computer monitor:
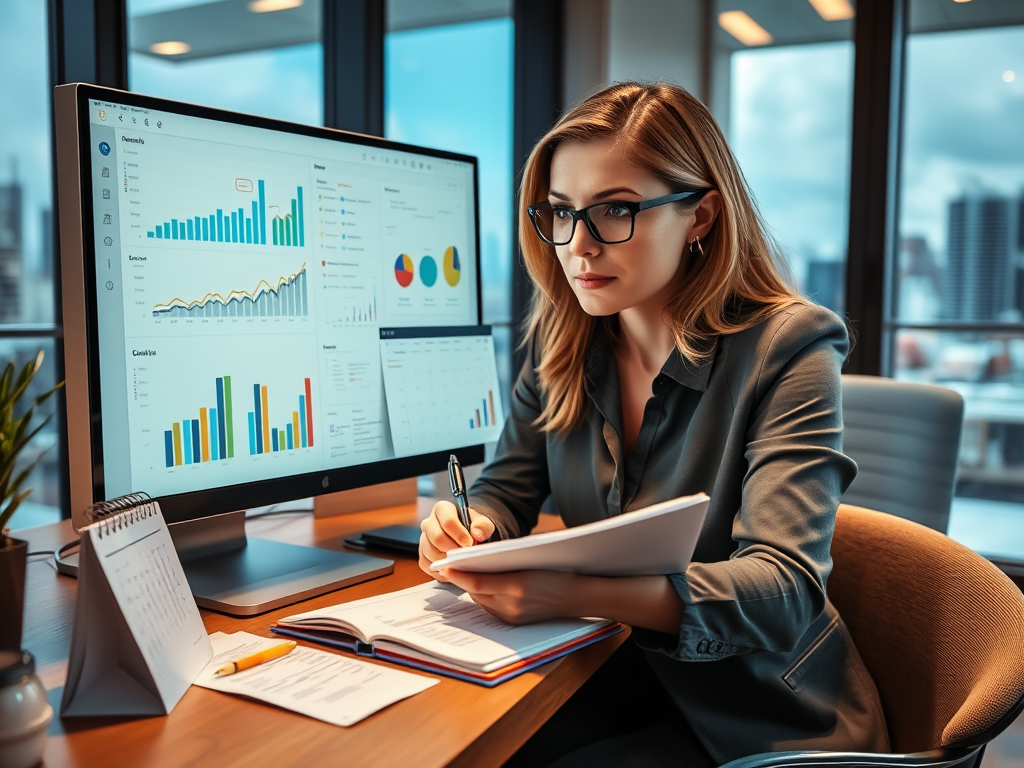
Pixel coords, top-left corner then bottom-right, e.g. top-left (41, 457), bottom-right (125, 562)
top-left (54, 83), bottom-right (495, 615)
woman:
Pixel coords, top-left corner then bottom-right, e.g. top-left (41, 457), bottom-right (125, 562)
top-left (418, 82), bottom-right (890, 767)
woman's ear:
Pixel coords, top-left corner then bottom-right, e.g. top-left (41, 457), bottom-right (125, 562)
top-left (690, 190), bottom-right (722, 240)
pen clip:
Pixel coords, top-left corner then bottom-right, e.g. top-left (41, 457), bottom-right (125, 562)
top-left (448, 454), bottom-right (465, 498)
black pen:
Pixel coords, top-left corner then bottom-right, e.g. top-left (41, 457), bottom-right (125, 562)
top-left (448, 454), bottom-right (472, 533)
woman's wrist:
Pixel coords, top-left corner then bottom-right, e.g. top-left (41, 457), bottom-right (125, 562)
top-left (569, 574), bottom-right (684, 635)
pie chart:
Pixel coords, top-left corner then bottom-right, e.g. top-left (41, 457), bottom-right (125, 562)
top-left (420, 255), bottom-right (438, 287)
top-left (443, 246), bottom-right (461, 287)
top-left (395, 254), bottom-right (414, 288)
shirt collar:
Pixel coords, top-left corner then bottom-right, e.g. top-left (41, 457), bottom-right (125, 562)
top-left (585, 322), bottom-right (718, 395)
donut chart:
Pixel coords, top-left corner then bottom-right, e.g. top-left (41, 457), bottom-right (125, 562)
top-left (395, 254), bottom-right (414, 288)
top-left (443, 246), bottom-right (461, 287)
top-left (420, 255), bottom-right (438, 287)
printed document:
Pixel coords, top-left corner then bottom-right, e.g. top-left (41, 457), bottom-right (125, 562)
top-left (194, 632), bottom-right (437, 726)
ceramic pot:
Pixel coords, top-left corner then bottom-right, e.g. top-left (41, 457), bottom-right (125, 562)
top-left (0, 650), bottom-right (52, 768)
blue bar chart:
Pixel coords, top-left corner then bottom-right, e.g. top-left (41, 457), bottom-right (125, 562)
top-left (146, 180), bottom-right (304, 248)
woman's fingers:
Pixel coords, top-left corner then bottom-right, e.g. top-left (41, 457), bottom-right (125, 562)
top-left (419, 501), bottom-right (497, 578)
top-left (469, 509), bottom-right (495, 542)
top-left (433, 501), bottom-right (476, 548)
top-left (421, 501), bottom-right (468, 553)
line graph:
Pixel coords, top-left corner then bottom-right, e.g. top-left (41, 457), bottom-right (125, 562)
top-left (152, 263), bottom-right (308, 318)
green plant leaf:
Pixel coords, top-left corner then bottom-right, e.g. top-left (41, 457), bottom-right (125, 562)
top-left (0, 360), bottom-right (14, 406)
top-left (0, 487), bottom-right (34, 534)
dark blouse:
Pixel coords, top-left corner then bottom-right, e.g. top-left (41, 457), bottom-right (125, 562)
top-left (468, 302), bottom-right (890, 763)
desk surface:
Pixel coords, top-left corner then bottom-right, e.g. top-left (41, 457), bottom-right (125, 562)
top-left (21, 499), bottom-right (625, 768)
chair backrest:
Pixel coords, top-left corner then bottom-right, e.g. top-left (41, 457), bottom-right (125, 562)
top-left (842, 375), bottom-right (964, 532)
top-left (828, 504), bottom-right (1024, 753)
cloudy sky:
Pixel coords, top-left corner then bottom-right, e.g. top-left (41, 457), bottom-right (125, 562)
top-left (729, 23), bottom-right (1024, 289)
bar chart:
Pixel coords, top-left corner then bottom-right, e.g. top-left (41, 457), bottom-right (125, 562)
top-left (247, 378), bottom-right (315, 455)
top-left (469, 390), bottom-right (497, 430)
top-left (152, 264), bottom-right (308, 319)
top-left (145, 179), bottom-right (305, 248)
top-left (163, 376), bottom-right (235, 467)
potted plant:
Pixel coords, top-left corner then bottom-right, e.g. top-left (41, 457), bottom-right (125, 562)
top-left (0, 351), bottom-right (63, 650)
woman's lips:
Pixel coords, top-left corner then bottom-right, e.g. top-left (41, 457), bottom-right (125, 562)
top-left (575, 273), bottom-right (616, 290)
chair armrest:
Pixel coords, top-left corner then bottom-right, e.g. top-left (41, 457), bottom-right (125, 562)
top-left (719, 746), bottom-right (982, 768)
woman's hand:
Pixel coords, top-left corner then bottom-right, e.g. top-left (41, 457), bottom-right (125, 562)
top-left (439, 569), bottom-right (583, 625)
top-left (418, 500), bottom-right (496, 581)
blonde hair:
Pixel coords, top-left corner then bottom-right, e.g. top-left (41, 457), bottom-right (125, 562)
top-left (520, 81), bottom-right (802, 434)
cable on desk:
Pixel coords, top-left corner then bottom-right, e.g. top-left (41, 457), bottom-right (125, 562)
top-left (54, 538), bottom-right (82, 576)
top-left (246, 504), bottom-right (314, 519)
top-left (27, 550), bottom-right (55, 558)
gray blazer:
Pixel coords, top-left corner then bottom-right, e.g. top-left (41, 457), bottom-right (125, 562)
top-left (469, 302), bottom-right (891, 764)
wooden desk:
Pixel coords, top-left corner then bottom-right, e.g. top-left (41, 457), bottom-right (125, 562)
top-left (21, 499), bottom-right (625, 768)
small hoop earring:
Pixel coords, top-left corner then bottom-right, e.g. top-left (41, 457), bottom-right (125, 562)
top-left (690, 236), bottom-right (704, 257)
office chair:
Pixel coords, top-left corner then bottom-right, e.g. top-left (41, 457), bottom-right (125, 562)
top-left (841, 375), bottom-right (964, 532)
top-left (720, 504), bottom-right (1024, 768)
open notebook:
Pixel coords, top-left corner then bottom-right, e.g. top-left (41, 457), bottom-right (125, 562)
top-left (272, 581), bottom-right (622, 687)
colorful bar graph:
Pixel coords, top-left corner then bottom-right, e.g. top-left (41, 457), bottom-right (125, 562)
top-left (163, 377), bottom-right (235, 467)
top-left (146, 181), bottom-right (304, 247)
top-left (246, 378), bottom-right (315, 456)
top-left (469, 390), bottom-right (497, 430)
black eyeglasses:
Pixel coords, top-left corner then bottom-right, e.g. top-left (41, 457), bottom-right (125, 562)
top-left (527, 189), bottom-right (711, 246)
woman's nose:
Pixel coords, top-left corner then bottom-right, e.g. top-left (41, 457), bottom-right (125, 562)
top-left (568, 216), bottom-right (601, 258)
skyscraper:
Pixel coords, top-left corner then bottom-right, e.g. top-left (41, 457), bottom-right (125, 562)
top-left (805, 259), bottom-right (844, 314)
top-left (0, 172), bottom-right (23, 323)
top-left (944, 194), bottom-right (1017, 322)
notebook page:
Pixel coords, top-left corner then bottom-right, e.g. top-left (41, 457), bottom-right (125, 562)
top-left (282, 582), bottom-right (610, 672)
top-left (88, 509), bottom-right (212, 705)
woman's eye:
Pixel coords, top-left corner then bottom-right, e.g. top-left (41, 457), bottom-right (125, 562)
top-left (551, 206), bottom-right (574, 220)
top-left (605, 205), bottom-right (631, 218)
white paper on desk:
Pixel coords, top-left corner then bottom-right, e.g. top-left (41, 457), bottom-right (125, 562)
top-left (431, 493), bottom-right (710, 576)
top-left (194, 632), bottom-right (438, 726)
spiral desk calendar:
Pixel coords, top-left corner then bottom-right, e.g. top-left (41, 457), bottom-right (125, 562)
top-left (60, 494), bottom-right (213, 717)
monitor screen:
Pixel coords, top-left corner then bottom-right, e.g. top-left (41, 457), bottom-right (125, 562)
top-left (56, 85), bottom-right (491, 527)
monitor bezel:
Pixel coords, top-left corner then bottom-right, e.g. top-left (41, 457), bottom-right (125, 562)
top-left (59, 83), bottom-right (486, 528)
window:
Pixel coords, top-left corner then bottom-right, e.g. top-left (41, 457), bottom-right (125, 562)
top-left (128, 0), bottom-right (323, 125)
top-left (0, 1), bottom-right (61, 528)
top-left (384, 11), bottom-right (514, 399)
top-left (891, 3), bottom-right (1024, 559)
top-left (711, 1), bottom-right (854, 313)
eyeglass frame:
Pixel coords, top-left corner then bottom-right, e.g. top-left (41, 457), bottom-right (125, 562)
top-left (526, 188), bottom-right (712, 246)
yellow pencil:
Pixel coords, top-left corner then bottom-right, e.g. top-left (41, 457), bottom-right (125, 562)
top-left (216, 641), bottom-right (297, 676)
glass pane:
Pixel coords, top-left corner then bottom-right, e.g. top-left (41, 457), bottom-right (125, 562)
top-left (0, 339), bottom-right (62, 530)
top-left (896, 21), bottom-right (1024, 325)
top-left (0, 1), bottom-right (55, 324)
top-left (712, 1), bottom-right (854, 313)
top-left (128, 0), bottom-right (323, 125)
top-left (892, 2), bottom-right (1024, 552)
top-left (384, 17), bottom-right (514, 326)
top-left (894, 329), bottom-right (1024, 558)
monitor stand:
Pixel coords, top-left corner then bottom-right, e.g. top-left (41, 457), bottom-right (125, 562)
top-left (167, 510), bottom-right (393, 617)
